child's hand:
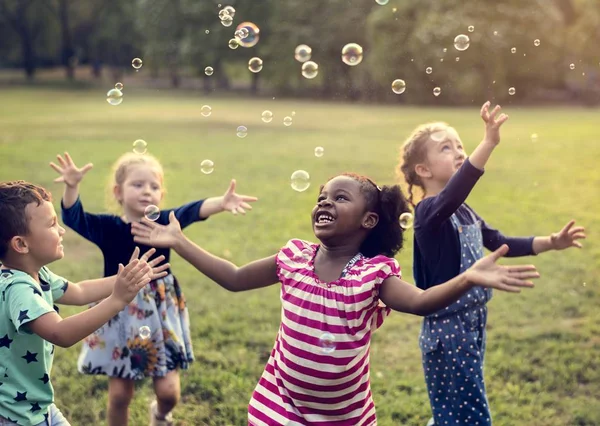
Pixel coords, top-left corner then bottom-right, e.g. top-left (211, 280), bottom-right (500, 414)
top-left (131, 211), bottom-right (183, 248)
top-left (129, 247), bottom-right (171, 280)
top-left (466, 244), bottom-right (539, 292)
top-left (550, 220), bottom-right (586, 250)
top-left (480, 101), bottom-right (509, 146)
top-left (49, 152), bottom-right (93, 187)
top-left (112, 259), bottom-right (152, 305)
top-left (221, 179), bottom-right (258, 215)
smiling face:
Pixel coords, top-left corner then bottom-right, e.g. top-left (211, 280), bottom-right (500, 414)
top-left (311, 175), bottom-right (379, 245)
top-left (115, 164), bottom-right (164, 219)
top-left (20, 200), bottom-right (65, 265)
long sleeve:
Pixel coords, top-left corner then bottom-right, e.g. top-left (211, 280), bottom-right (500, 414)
top-left (61, 197), bottom-right (110, 248)
top-left (414, 158), bottom-right (484, 229)
top-left (478, 214), bottom-right (535, 257)
top-left (161, 199), bottom-right (206, 229)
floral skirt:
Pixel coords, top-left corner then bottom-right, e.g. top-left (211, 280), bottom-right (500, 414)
top-left (77, 274), bottom-right (194, 380)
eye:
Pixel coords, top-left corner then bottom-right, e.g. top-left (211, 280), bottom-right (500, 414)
top-left (152, 185), bottom-right (160, 191)
top-left (133, 182), bottom-right (143, 188)
top-left (442, 145), bottom-right (451, 151)
top-left (336, 195), bottom-right (347, 201)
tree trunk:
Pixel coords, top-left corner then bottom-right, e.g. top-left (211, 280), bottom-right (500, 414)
top-left (21, 31), bottom-right (35, 80)
top-left (58, 0), bottom-right (75, 80)
top-left (250, 72), bottom-right (259, 95)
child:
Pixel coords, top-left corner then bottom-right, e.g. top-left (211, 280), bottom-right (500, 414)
top-left (49, 152), bottom-right (257, 426)
top-left (130, 172), bottom-right (540, 426)
top-left (0, 180), bottom-right (168, 426)
top-left (398, 101), bottom-right (586, 426)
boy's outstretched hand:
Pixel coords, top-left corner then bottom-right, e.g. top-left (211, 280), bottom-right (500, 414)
top-left (129, 247), bottom-right (171, 280)
top-left (49, 152), bottom-right (93, 187)
top-left (221, 179), bottom-right (258, 215)
top-left (466, 244), bottom-right (540, 292)
top-left (131, 211), bottom-right (183, 249)
top-left (480, 101), bottom-right (509, 146)
top-left (112, 259), bottom-right (152, 306)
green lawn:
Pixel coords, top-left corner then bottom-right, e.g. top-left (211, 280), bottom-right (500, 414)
top-left (1, 87), bottom-right (598, 426)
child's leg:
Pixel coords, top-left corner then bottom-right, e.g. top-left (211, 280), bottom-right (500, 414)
top-left (152, 370), bottom-right (180, 419)
top-left (107, 377), bottom-right (135, 426)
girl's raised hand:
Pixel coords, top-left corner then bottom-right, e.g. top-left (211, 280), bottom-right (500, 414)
top-left (131, 211), bottom-right (183, 248)
top-left (480, 101), bottom-right (509, 146)
top-left (550, 220), bottom-right (586, 250)
top-left (221, 179), bottom-right (258, 215)
top-left (49, 152), bottom-right (93, 187)
top-left (466, 244), bottom-right (540, 292)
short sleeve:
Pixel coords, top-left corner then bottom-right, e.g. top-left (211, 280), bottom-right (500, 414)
top-left (275, 239), bottom-right (314, 286)
top-left (373, 255), bottom-right (402, 287)
top-left (40, 267), bottom-right (69, 302)
top-left (4, 282), bottom-right (55, 334)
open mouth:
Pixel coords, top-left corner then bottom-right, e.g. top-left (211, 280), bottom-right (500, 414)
top-left (315, 211), bottom-right (335, 226)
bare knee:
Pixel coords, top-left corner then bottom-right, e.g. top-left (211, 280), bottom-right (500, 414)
top-left (154, 372), bottom-right (180, 410)
top-left (108, 378), bottom-right (135, 409)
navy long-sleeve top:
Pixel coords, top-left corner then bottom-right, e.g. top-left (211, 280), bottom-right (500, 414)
top-left (61, 197), bottom-right (206, 277)
top-left (413, 158), bottom-right (535, 290)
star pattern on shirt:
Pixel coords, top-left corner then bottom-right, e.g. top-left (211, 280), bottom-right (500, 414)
top-left (0, 334), bottom-right (13, 349)
top-left (61, 280), bottom-right (69, 293)
top-left (39, 373), bottom-right (49, 384)
top-left (14, 391), bottom-right (27, 402)
top-left (30, 402), bottom-right (42, 412)
top-left (22, 350), bottom-right (38, 364)
top-left (32, 287), bottom-right (42, 297)
top-left (17, 309), bottom-right (30, 323)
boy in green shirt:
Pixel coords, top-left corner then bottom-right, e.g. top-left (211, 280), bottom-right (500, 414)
top-left (0, 181), bottom-right (168, 425)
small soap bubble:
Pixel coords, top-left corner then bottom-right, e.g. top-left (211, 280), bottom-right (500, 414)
top-left (139, 326), bottom-right (151, 340)
top-left (236, 125), bottom-right (248, 138)
top-left (248, 57), bottom-right (263, 73)
top-left (314, 146), bottom-right (324, 157)
top-left (511, 47), bottom-right (516, 54)
top-left (115, 82), bottom-right (124, 91)
top-left (235, 27), bottom-right (249, 39)
top-left (131, 58), bottom-right (143, 70)
top-left (426, 67), bottom-right (433, 74)
top-left (391, 79), bottom-right (406, 94)
top-left (534, 39), bottom-right (541, 47)
top-left (106, 88), bottom-right (123, 106)
top-left (468, 25), bottom-right (475, 32)
top-left (228, 38), bottom-right (240, 49)
top-left (431, 130), bottom-right (447, 142)
top-left (236, 22), bottom-right (260, 47)
top-left (453, 34), bottom-right (470, 51)
top-left (294, 44), bottom-right (312, 63)
top-left (530, 133), bottom-right (538, 142)
top-left (205, 29), bottom-right (210, 34)
top-left (200, 159), bottom-right (214, 174)
top-left (261, 110), bottom-right (273, 123)
top-left (341, 43), bottom-right (363, 66)
top-left (201, 105), bottom-right (212, 117)
top-left (443, 48), bottom-right (448, 53)
top-left (569, 63), bottom-right (575, 70)
top-left (205, 66), bottom-right (214, 76)
top-left (508, 87), bottom-right (516, 96)
top-left (221, 15), bottom-right (233, 27)
top-left (283, 116), bottom-right (293, 127)
top-left (291, 170), bottom-right (310, 192)
top-left (318, 332), bottom-right (336, 354)
top-left (301, 61), bottom-right (319, 79)
top-left (455, 57), bottom-right (460, 62)
top-left (144, 205), bottom-right (160, 222)
top-left (433, 87), bottom-right (441, 97)
top-left (218, 8), bottom-right (230, 20)
top-left (375, 0), bottom-right (389, 4)
top-left (399, 212), bottom-right (414, 229)
top-left (132, 139), bottom-right (147, 154)
top-left (224, 5), bottom-right (235, 17)
top-left (493, 30), bottom-right (499, 36)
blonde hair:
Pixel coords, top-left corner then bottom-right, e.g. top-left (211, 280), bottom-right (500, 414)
top-left (397, 122), bottom-right (449, 207)
top-left (105, 152), bottom-right (166, 213)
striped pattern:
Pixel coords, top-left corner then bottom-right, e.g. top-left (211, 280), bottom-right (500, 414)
top-left (248, 239), bottom-right (401, 426)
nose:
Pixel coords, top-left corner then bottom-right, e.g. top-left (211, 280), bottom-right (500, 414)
top-left (456, 149), bottom-right (466, 160)
top-left (58, 225), bottom-right (66, 236)
top-left (318, 198), bottom-right (332, 207)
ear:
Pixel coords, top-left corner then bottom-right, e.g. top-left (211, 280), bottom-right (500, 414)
top-left (362, 212), bottom-right (379, 229)
top-left (10, 236), bottom-right (29, 255)
top-left (113, 184), bottom-right (123, 202)
top-left (415, 163), bottom-right (432, 180)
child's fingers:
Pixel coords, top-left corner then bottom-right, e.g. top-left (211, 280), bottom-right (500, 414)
top-left (81, 163), bottom-right (94, 174)
top-left (240, 202), bottom-right (254, 210)
top-left (506, 265), bottom-right (537, 273)
top-left (240, 195), bottom-right (259, 202)
top-left (147, 254), bottom-right (166, 267)
top-left (140, 248), bottom-right (156, 263)
top-left (152, 263), bottom-right (170, 274)
top-left (133, 236), bottom-right (150, 245)
top-left (64, 152), bottom-right (74, 165)
top-left (480, 101), bottom-right (491, 119)
top-left (488, 244), bottom-right (509, 262)
top-left (230, 208), bottom-right (238, 215)
top-left (129, 247), bottom-right (141, 263)
top-left (509, 270), bottom-right (540, 280)
top-left (495, 113), bottom-right (509, 125)
top-left (572, 241), bottom-right (583, 248)
top-left (56, 155), bottom-right (67, 167)
top-left (488, 105), bottom-right (502, 121)
top-left (53, 176), bottom-right (65, 183)
top-left (49, 162), bottom-right (63, 174)
top-left (122, 259), bottom-right (141, 278)
top-left (496, 283), bottom-right (521, 293)
top-left (562, 220), bottom-right (576, 233)
top-left (153, 271), bottom-right (169, 279)
top-left (236, 206), bottom-right (246, 215)
top-left (570, 226), bottom-right (585, 234)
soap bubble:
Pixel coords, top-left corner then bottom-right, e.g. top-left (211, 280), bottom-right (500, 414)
top-left (236, 22), bottom-right (260, 48)
top-left (200, 159), bottom-right (214, 174)
top-left (132, 139), bottom-right (147, 155)
top-left (294, 44), bottom-right (312, 63)
top-left (391, 79), bottom-right (406, 94)
top-left (261, 110), bottom-right (273, 123)
top-left (106, 88), bottom-right (123, 106)
top-left (144, 205), bottom-right (160, 222)
top-left (201, 105), bottom-right (212, 117)
top-left (453, 34), bottom-right (470, 51)
top-left (248, 57), bottom-right (263, 73)
top-left (139, 326), bottom-right (151, 340)
top-left (204, 66), bottom-right (214, 76)
top-left (341, 43), bottom-right (363, 66)
top-left (291, 170), bottom-right (310, 192)
top-left (399, 212), bottom-right (414, 229)
top-left (131, 58), bottom-right (143, 70)
top-left (301, 61), bottom-right (319, 79)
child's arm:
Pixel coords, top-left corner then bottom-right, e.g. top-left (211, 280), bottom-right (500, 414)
top-left (25, 259), bottom-right (151, 348)
top-left (57, 248), bottom-right (170, 305)
top-left (198, 178), bottom-right (258, 218)
top-left (532, 220), bottom-right (586, 254)
top-left (131, 211), bottom-right (279, 292)
top-left (49, 152), bottom-right (93, 209)
top-left (418, 102), bottom-right (508, 227)
top-left (379, 245), bottom-right (539, 316)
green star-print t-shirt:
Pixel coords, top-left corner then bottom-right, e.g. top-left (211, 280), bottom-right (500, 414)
top-left (0, 266), bottom-right (68, 425)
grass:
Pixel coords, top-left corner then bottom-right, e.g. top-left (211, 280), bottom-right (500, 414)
top-left (0, 86), bottom-right (599, 426)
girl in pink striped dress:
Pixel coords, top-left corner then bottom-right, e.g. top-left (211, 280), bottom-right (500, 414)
top-left (131, 173), bottom-right (539, 426)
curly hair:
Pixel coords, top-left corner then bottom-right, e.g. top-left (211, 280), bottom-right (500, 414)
top-left (0, 181), bottom-right (52, 259)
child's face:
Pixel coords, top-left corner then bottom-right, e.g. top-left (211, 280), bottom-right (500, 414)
top-left (22, 200), bottom-right (65, 264)
top-left (422, 127), bottom-right (467, 184)
top-left (312, 176), bottom-right (376, 244)
top-left (116, 165), bottom-right (164, 217)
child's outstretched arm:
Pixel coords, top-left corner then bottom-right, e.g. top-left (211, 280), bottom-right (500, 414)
top-left (199, 178), bottom-right (258, 218)
top-left (131, 212), bottom-right (278, 292)
top-left (379, 245), bottom-right (539, 316)
top-left (49, 152), bottom-right (93, 208)
top-left (26, 257), bottom-right (151, 348)
top-left (57, 248), bottom-right (170, 306)
top-left (468, 101), bottom-right (509, 170)
top-left (532, 219), bottom-right (586, 254)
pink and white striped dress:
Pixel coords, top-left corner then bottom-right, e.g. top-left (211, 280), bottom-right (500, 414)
top-left (248, 239), bottom-right (401, 426)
